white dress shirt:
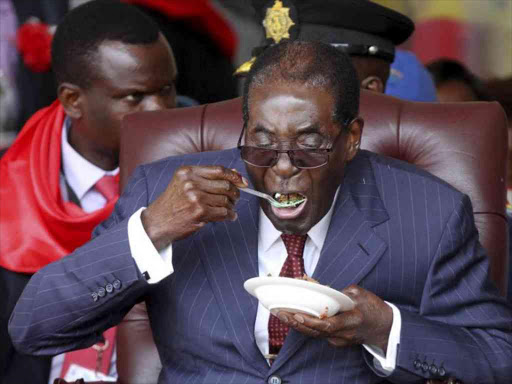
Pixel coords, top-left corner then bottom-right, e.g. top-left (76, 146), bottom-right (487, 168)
top-left (60, 120), bottom-right (118, 213)
top-left (49, 119), bottom-right (119, 384)
top-left (127, 190), bottom-right (401, 375)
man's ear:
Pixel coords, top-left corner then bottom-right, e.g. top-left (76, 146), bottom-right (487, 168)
top-left (361, 76), bottom-right (385, 93)
top-left (345, 117), bottom-right (364, 161)
top-left (57, 83), bottom-right (83, 119)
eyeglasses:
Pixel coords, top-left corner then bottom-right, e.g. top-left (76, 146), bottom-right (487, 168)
top-left (237, 127), bottom-right (343, 169)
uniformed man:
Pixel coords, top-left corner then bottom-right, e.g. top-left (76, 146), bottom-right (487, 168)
top-left (236, 0), bottom-right (436, 101)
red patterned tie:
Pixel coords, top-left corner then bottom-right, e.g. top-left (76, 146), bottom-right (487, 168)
top-left (268, 234), bottom-right (308, 359)
top-left (94, 175), bottom-right (118, 202)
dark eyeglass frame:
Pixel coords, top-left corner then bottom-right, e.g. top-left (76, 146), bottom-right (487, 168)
top-left (237, 124), bottom-right (347, 169)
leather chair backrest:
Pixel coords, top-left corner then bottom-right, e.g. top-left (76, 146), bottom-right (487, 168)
top-left (117, 90), bottom-right (508, 384)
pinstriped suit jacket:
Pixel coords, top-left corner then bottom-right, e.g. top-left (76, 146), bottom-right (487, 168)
top-left (9, 149), bottom-right (512, 384)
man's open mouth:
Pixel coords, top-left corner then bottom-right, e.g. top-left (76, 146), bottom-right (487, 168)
top-left (273, 192), bottom-right (307, 208)
top-left (270, 192), bottom-right (308, 220)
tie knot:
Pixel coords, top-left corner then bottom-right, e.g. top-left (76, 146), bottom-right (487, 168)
top-left (281, 234), bottom-right (308, 259)
top-left (94, 175), bottom-right (118, 202)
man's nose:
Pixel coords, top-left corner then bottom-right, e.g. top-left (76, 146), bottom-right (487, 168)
top-left (272, 151), bottom-right (298, 178)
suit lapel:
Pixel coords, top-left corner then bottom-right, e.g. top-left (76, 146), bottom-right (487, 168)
top-left (195, 182), bottom-right (269, 375)
top-left (270, 151), bottom-right (390, 373)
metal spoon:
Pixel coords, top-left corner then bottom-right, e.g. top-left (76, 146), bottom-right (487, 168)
top-left (239, 187), bottom-right (306, 208)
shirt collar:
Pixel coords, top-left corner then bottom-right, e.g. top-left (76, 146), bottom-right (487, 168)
top-left (61, 118), bottom-right (119, 200)
top-left (259, 187), bottom-right (340, 253)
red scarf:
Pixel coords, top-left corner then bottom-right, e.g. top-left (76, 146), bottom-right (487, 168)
top-left (0, 101), bottom-right (119, 273)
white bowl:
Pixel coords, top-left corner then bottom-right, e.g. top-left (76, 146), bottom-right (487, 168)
top-left (244, 276), bottom-right (355, 318)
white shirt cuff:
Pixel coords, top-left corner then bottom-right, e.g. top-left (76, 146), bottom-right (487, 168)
top-left (362, 302), bottom-right (401, 375)
top-left (127, 207), bottom-right (174, 284)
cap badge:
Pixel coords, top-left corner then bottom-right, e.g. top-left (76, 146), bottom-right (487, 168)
top-left (262, 0), bottom-right (295, 44)
top-left (234, 56), bottom-right (256, 76)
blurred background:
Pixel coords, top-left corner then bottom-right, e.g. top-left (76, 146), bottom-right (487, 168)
top-left (1, 0), bottom-right (511, 150)
top-left (374, 0), bottom-right (512, 78)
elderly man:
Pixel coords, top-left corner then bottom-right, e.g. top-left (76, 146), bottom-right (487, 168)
top-left (0, 1), bottom-right (177, 383)
top-left (9, 41), bottom-right (512, 384)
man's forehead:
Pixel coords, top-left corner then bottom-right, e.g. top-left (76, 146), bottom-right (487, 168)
top-left (247, 107), bottom-right (334, 140)
top-left (90, 38), bottom-right (175, 88)
top-left (95, 41), bottom-right (147, 70)
top-left (248, 83), bottom-right (335, 115)
top-left (250, 121), bottom-right (324, 133)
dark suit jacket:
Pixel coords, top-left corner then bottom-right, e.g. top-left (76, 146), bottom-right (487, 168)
top-left (0, 268), bottom-right (52, 384)
top-left (9, 149), bottom-right (512, 384)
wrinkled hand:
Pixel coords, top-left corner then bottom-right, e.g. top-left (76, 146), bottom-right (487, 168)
top-left (276, 285), bottom-right (393, 352)
top-left (141, 165), bottom-right (248, 250)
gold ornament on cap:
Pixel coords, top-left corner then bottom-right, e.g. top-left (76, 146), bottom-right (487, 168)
top-left (234, 56), bottom-right (256, 76)
top-left (262, 0), bottom-right (295, 44)
top-left (234, 0), bottom-right (296, 76)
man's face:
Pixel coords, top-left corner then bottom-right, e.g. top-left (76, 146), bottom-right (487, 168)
top-left (244, 82), bottom-right (361, 235)
top-left (77, 34), bottom-right (177, 163)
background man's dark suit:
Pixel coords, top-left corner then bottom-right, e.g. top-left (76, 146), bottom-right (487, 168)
top-left (9, 149), bottom-right (512, 383)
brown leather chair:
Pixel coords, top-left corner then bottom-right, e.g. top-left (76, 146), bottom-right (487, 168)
top-left (116, 90), bottom-right (508, 384)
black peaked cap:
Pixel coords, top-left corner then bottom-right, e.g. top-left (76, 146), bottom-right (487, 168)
top-left (235, 0), bottom-right (414, 75)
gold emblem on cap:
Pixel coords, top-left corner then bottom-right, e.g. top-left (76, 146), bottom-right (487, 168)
top-left (234, 56), bottom-right (256, 76)
top-left (233, 0), bottom-right (295, 77)
top-left (262, 0), bottom-right (295, 44)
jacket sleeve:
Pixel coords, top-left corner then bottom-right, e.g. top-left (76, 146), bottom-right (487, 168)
top-left (387, 194), bottom-right (512, 383)
top-left (8, 165), bottom-right (153, 356)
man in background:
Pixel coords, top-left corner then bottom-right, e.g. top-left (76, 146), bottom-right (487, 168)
top-left (386, 49), bottom-right (437, 102)
top-left (236, 0), bottom-right (436, 102)
top-left (427, 58), bottom-right (490, 102)
top-left (0, 1), bottom-right (177, 383)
